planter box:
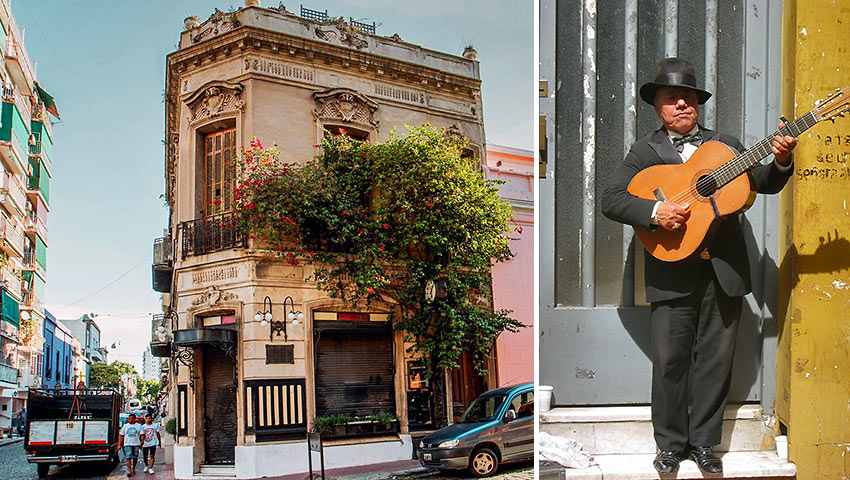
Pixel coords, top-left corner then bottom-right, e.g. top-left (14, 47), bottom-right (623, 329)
top-left (324, 420), bottom-right (399, 439)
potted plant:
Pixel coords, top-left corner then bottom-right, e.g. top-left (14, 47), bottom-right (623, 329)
top-left (366, 411), bottom-right (399, 434)
top-left (311, 414), bottom-right (352, 438)
top-left (163, 417), bottom-right (177, 439)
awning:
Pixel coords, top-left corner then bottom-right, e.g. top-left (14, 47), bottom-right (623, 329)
top-left (1, 289), bottom-right (19, 327)
top-left (173, 327), bottom-right (236, 346)
top-left (34, 82), bottom-right (60, 120)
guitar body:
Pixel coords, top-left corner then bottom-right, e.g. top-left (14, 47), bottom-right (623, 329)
top-left (627, 141), bottom-right (757, 262)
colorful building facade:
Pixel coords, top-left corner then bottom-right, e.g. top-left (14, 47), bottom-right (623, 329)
top-left (486, 144), bottom-right (534, 387)
top-left (0, 0), bottom-right (57, 431)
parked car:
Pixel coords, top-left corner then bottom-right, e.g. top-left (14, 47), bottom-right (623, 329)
top-left (416, 382), bottom-right (533, 477)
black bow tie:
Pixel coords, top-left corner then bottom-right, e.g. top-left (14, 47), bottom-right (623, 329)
top-left (672, 132), bottom-right (703, 152)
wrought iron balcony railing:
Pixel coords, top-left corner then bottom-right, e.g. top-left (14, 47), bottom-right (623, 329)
top-left (178, 212), bottom-right (246, 259)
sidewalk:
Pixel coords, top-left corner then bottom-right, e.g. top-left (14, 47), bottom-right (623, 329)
top-left (110, 459), bottom-right (427, 480)
top-left (109, 458), bottom-right (533, 480)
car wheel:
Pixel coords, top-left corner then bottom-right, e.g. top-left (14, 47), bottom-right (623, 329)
top-left (469, 447), bottom-right (499, 477)
top-left (37, 463), bottom-right (50, 478)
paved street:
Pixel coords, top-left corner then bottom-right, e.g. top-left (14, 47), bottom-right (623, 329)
top-left (0, 439), bottom-right (116, 480)
top-left (391, 460), bottom-right (534, 480)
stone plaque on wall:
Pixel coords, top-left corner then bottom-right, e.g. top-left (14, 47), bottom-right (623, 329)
top-left (266, 344), bottom-right (295, 364)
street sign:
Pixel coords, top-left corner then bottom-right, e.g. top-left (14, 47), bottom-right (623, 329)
top-left (307, 432), bottom-right (326, 479)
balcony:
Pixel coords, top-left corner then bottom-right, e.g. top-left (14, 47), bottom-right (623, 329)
top-left (1, 266), bottom-right (21, 298)
top-left (22, 249), bottom-right (45, 280)
top-left (21, 289), bottom-right (42, 311)
top-left (0, 82), bottom-right (31, 127)
top-left (0, 362), bottom-right (17, 385)
top-left (31, 104), bottom-right (54, 142)
top-left (0, 215), bottom-right (24, 257)
top-left (152, 235), bottom-right (173, 293)
top-left (178, 212), bottom-right (246, 259)
top-left (5, 33), bottom-right (35, 96)
top-left (24, 211), bottom-right (48, 244)
top-left (0, 170), bottom-right (25, 215)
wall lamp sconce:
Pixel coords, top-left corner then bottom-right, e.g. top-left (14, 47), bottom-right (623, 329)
top-left (256, 296), bottom-right (303, 341)
top-left (156, 310), bottom-right (179, 343)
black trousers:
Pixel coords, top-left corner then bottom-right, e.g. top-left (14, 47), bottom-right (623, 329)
top-left (650, 261), bottom-right (742, 452)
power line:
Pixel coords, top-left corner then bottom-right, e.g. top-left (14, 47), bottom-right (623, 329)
top-left (59, 251), bottom-right (152, 308)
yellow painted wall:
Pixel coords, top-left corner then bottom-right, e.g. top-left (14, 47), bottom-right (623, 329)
top-left (778, 1), bottom-right (850, 479)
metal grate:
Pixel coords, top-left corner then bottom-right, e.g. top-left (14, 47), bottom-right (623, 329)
top-left (178, 212), bottom-right (245, 259)
top-left (300, 5), bottom-right (328, 22)
top-left (350, 18), bottom-right (375, 35)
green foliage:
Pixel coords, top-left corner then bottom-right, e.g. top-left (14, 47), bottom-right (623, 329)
top-left (90, 361), bottom-right (138, 389)
top-left (311, 414), bottom-right (353, 434)
top-left (163, 417), bottom-right (177, 435)
top-left (136, 379), bottom-right (162, 405)
top-left (90, 362), bottom-right (120, 388)
top-left (365, 411), bottom-right (397, 428)
top-left (234, 125), bottom-right (524, 378)
top-left (111, 360), bottom-right (137, 377)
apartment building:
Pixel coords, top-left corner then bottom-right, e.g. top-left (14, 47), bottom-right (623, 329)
top-left (0, 0), bottom-right (57, 430)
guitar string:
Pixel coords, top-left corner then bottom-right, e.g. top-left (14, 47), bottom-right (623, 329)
top-left (663, 112), bottom-right (815, 207)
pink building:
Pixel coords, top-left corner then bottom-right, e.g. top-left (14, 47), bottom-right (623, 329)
top-left (486, 144), bottom-right (534, 386)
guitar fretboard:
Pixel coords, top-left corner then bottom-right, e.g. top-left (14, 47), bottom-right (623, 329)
top-left (710, 111), bottom-right (817, 188)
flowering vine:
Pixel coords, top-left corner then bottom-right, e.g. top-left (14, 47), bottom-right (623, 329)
top-left (233, 125), bottom-right (524, 377)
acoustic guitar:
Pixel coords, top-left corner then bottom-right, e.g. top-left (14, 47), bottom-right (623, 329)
top-left (628, 86), bottom-right (850, 262)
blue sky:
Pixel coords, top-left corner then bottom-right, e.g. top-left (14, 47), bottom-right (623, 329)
top-left (10, 0), bottom-right (533, 371)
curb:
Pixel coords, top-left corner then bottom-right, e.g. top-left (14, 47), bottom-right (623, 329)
top-left (0, 437), bottom-right (24, 448)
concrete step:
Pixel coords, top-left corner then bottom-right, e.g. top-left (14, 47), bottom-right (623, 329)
top-left (540, 451), bottom-right (796, 480)
top-left (540, 404), bottom-right (775, 455)
top-left (197, 464), bottom-right (236, 478)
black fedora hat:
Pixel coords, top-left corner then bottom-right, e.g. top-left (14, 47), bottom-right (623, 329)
top-left (639, 57), bottom-right (712, 105)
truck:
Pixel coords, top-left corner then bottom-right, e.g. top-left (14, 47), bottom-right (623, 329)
top-left (24, 388), bottom-right (123, 478)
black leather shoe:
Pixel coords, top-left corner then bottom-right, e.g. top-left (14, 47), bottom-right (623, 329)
top-left (690, 445), bottom-right (723, 473)
top-left (653, 450), bottom-right (682, 474)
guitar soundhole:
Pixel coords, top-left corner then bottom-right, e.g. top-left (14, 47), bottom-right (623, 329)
top-left (695, 175), bottom-right (718, 197)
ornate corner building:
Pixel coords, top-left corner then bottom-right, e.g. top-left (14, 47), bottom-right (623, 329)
top-left (150, 3), bottom-right (490, 478)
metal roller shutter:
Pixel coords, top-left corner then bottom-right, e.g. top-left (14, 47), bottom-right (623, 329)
top-left (203, 347), bottom-right (236, 464)
top-left (315, 329), bottom-right (394, 417)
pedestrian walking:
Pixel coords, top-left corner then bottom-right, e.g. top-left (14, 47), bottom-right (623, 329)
top-left (141, 414), bottom-right (162, 474)
top-left (119, 413), bottom-right (143, 477)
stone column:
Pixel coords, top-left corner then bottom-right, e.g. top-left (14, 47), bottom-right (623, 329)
top-left (777, 2), bottom-right (850, 479)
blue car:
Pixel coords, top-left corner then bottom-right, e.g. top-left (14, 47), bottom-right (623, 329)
top-left (416, 382), bottom-right (534, 477)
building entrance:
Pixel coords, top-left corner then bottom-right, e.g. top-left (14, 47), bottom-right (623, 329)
top-left (203, 346), bottom-right (236, 464)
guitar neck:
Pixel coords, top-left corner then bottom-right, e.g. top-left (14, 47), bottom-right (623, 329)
top-left (713, 111), bottom-right (818, 187)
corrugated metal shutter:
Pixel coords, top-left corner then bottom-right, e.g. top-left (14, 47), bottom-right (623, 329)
top-left (203, 347), bottom-right (236, 464)
top-left (35, 236), bottom-right (47, 271)
top-left (315, 328), bottom-right (394, 417)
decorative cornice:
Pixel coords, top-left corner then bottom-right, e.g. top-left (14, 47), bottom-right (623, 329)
top-left (191, 8), bottom-right (241, 44)
top-left (313, 88), bottom-right (379, 129)
top-left (184, 80), bottom-right (245, 124)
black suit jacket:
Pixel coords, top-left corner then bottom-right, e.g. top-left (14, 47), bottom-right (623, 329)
top-left (601, 126), bottom-right (793, 303)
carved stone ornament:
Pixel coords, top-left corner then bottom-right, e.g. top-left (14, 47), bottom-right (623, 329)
top-left (184, 81), bottom-right (245, 124)
top-left (313, 88), bottom-right (379, 129)
top-left (192, 285), bottom-right (237, 307)
top-left (314, 23), bottom-right (368, 49)
top-left (192, 8), bottom-right (241, 44)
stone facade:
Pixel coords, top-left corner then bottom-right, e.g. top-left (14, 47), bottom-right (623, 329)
top-left (156, 4), bottom-right (488, 478)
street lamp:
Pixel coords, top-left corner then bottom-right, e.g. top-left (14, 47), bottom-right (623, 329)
top-left (255, 295), bottom-right (302, 341)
